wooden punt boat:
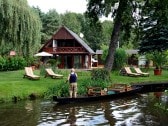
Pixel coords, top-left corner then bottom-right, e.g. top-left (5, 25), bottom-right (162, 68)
top-left (53, 84), bottom-right (142, 104)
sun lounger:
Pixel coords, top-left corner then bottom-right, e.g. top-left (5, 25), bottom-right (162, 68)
top-left (45, 68), bottom-right (63, 79)
top-left (23, 67), bottom-right (40, 80)
top-left (134, 67), bottom-right (149, 77)
top-left (124, 67), bottom-right (141, 77)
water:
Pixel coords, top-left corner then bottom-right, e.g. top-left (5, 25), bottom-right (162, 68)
top-left (0, 93), bottom-right (168, 126)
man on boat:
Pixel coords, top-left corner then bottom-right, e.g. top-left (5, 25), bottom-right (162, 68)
top-left (67, 68), bottom-right (78, 98)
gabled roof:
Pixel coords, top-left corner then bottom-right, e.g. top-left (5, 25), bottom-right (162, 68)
top-left (63, 26), bottom-right (95, 54)
top-left (40, 26), bottom-right (95, 54)
top-left (96, 50), bottom-right (103, 54)
top-left (126, 49), bottom-right (139, 55)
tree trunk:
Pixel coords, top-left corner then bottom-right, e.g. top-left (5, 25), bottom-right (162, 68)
top-left (104, 0), bottom-right (128, 71)
top-left (104, 19), bottom-right (122, 71)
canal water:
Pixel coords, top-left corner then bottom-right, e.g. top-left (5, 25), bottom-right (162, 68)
top-left (0, 93), bottom-right (168, 126)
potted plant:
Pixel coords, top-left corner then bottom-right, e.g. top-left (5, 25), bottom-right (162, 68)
top-left (151, 51), bottom-right (167, 75)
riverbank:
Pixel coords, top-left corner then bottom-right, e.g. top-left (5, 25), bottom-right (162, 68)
top-left (0, 68), bottom-right (168, 103)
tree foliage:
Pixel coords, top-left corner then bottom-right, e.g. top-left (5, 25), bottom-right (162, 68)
top-left (0, 0), bottom-right (148, 66)
top-left (101, 45), bottom-right (127, 70)
top-left (41, 9), bottom-right (61, 43)
top-left (0, 0), bottom-right (42, 57)
top-left (81, 15), bottom-right (103, 51)
top-left (61, 12), bottom-right (82, 34)
top-left (39, 10), bottom-right (111, 51)
top-left (86, 0), bottom-right (137, 71)
top-left (30, 6), bottom-right (114, 53)
top-left (113, 48), bottom-right (127, 70)
top-left (139, 0), bottom-right (168, 54)
top-left (101, 20), bottom-right (113, 45)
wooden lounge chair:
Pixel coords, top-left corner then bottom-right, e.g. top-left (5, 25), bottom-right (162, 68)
top-left (23, 67), bottom-right (40, 80)
top-left (124, 67), bottom-right (141, 77)
top-left (45, 68), bottom-right (63, 79)
top-left (134, 67), bottom-right (149, 77)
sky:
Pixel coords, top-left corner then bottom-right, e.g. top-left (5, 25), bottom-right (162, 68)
top-left (27, 0), bottom-right (112, 21)
top-left (27, 0), bottom-right (87, 14)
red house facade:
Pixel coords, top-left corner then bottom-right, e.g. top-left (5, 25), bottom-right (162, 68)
top-left (39, 26), bottom-right (95, 69)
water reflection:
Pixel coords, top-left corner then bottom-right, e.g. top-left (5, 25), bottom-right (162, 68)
top-left (51, 105), bottom-right (78, 126)
top-left (154, 92), bottom-right (162, 98)
top-left (52, 102), bottom-right (109, 126)
top-left (0, 94), bottom-right (168, 126)
top-left (0, 100), bottom-right (40, 126)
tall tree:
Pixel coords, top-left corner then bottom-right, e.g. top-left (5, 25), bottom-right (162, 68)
top-left (81, 15), bottom-right (103, 51)
top-left (61, 12), bottom-right (82, 35)
top-left (41, 9), bottom-right (61, 44)
top-left (101, 20), bottom-right (113, 46)
top-left (86, 0), bottom-right (136, 71)
top-left (0, 0), bottom-right (42, 57)
top-left (139, 0), bottom-right (168, 53)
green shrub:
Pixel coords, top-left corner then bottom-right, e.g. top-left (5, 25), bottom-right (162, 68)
top-left (91, 68), bottom-right (110, 81)
top-left (113, 48), bottom-right (127, 70)
top-left (0, 56), bottom-right (26, 71)
top-left (26, 57), bottom-right (37, 66)
top-left (101, 47), bottom-right (127, 70)
top-left (7, 56), bottom-right (26, 70)
top-left (44, 82), bottom-right (69, 98)
top-left (0, 56), bottom-right (6, 71)
top-left (39, 65), bottom-right (46, 75)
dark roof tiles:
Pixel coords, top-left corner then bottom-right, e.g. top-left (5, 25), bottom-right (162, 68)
top-left (64, 26), bottom-right (95, 54)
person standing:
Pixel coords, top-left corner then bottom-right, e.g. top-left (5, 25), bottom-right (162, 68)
top-left (67, 68), bottom-right (78, 98)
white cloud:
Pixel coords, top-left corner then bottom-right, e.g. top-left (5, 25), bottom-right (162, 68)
top-left (27, 0), bottom-right (87, 14)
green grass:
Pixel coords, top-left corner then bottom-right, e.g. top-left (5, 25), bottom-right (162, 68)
top-left (0, 69), bottom-right (64, 103)
top-left (0, 68), bottom-right (168, 103)
top-left (111, 69), bottom-right (168, 84)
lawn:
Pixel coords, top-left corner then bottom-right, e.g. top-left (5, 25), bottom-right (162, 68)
top-left (0, 68), bottom-right (168, 103)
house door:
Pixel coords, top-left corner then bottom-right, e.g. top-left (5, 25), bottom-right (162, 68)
top-left (74, 55), bottom-right (82, 68)
top-left (65, 55), bottom-right (73, 68)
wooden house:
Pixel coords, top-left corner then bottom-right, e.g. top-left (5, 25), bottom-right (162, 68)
top-left (39, 26), bottom-right (95, 69)
top-left (96, 50), bottom-right (104, 67)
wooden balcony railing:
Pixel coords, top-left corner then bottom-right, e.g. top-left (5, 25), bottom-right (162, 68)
top-left (43, 47), bottom-right (86, 53)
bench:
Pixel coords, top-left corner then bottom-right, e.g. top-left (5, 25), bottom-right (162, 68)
top-left (87, 87), bottom-right (106, 96)
top-left (107, 84), bottom-right (132, 93)
top-left (87, 84), bottom-right (132, 96)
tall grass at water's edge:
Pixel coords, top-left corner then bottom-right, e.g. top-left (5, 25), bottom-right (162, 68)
top-left (0, 68), bottom-right (168, 103)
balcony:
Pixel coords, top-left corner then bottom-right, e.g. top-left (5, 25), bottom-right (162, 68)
top-left (43, 47), bottom-right (86, 54)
